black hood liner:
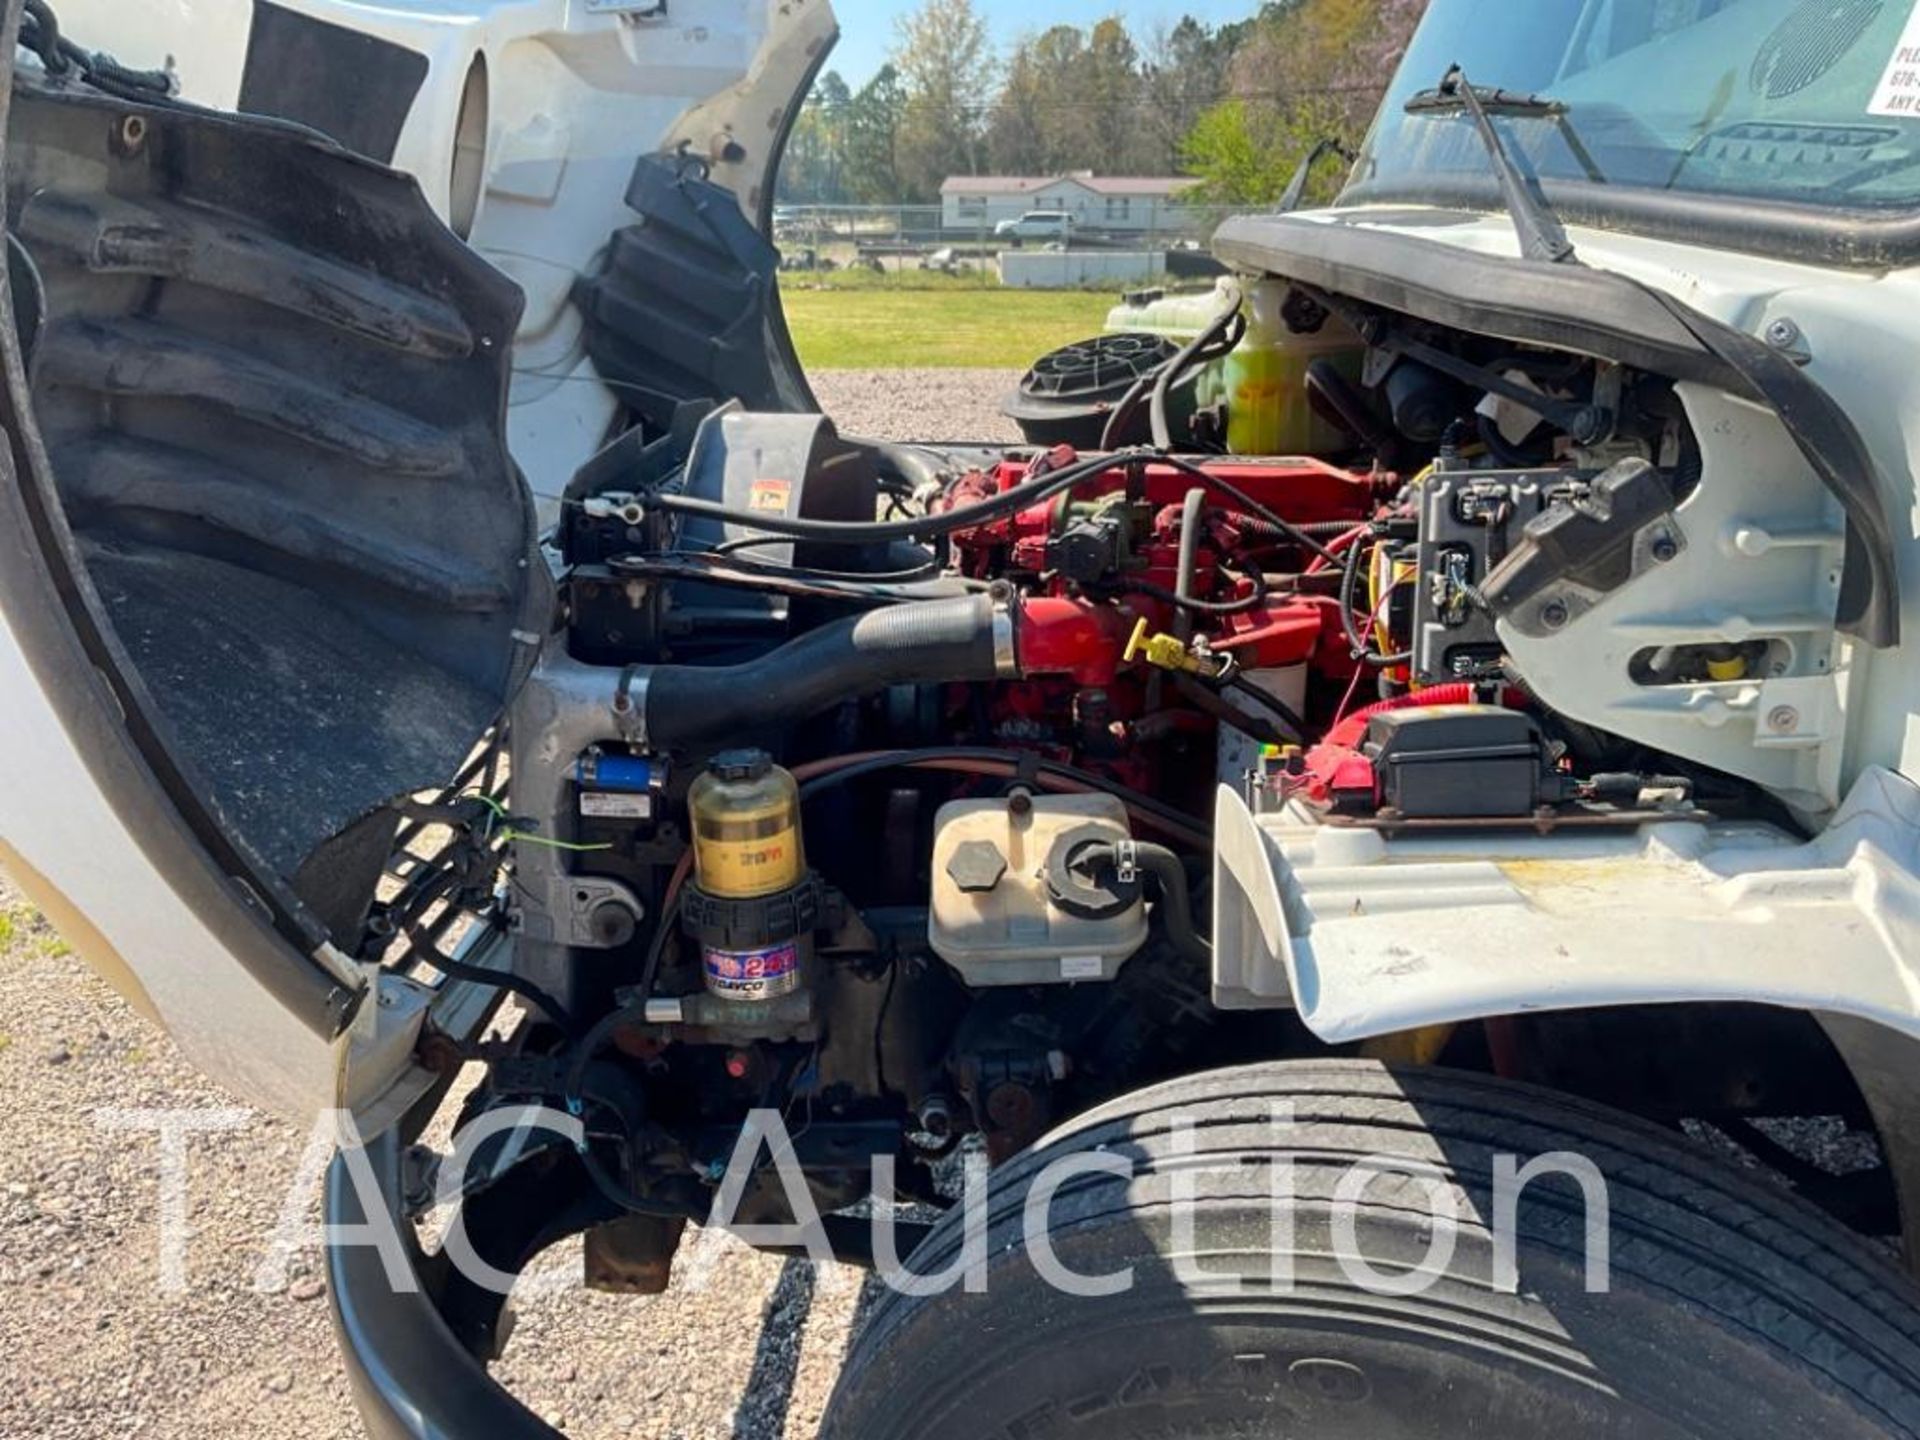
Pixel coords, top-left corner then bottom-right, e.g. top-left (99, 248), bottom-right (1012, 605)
top-left (572, 152), bottom-right (816, 434)
top-left (6, 80), bottom-right (547, 945)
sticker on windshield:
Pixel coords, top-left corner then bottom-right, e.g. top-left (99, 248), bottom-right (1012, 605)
top-left (1868, 6), bottom-right (1920, 116)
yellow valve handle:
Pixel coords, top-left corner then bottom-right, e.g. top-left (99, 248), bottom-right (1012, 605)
top-left (1124, 618), bottom-right (1224, 678)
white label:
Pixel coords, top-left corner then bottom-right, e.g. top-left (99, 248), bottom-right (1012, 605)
top-left (580, 792), bottom-right (653, 820)
top-left (1869, 7), bottom-right (1920, 116)
top-left (1059, 954), bottom-right (1106, 981)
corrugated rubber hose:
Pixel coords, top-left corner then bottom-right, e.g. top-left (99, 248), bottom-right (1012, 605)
top-left (643, 593), bottom-right (1005, 749)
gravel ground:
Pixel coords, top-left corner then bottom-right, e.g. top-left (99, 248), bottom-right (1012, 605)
top-left (0, 871), bottom-right (883, 1440)
top-left (807, 368), bottom-right (1024, 445)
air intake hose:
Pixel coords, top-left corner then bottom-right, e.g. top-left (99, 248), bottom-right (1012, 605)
top-left (643, 593), bottom-right (1009, 749)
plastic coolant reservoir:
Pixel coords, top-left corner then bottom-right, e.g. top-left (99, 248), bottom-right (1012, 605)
top-left (1224, 278), bottom-right (1364, 457)
top-left (1104, 278), bottom-right (1239, 340)
top-left (929, 792), bottom-right (1148, 986)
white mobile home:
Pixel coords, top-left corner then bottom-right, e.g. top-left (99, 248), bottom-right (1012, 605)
top-left (940, 172), bottom-right (1201, 235)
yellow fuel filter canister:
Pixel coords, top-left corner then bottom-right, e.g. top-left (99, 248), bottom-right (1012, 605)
top-left (687, 750), bottom-right (808, 1001)
top-left (689, 750), bottom-right (804, 897)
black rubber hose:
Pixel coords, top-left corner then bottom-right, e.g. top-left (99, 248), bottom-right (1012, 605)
top-left (1224, 671), bottom-right (1310, 740)
top-left (1083, 840), bottom-right (1209, 967)
top-left (1153, 287), bottom-right (1244, 450)
top-left (644, 593), bottom-right (1004, 748)
top-left (1101, 310), bottom-right (1245, 452)
top-left (1173, 673), bottom-right (1300, 748)
top-left (851, 438), bottom-right (946, 495)
top-left (1100, 369), bottom-right (1158, 453)
top-left (1111, 568), bottom-right (1267, 617)
top-left (1133, 842), bottom-right (1209, 966)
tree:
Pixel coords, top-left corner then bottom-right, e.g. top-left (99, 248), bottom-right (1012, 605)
top-left (989, 18), bottom-right (1166, 179)
top-left (1181, 99), bottom-right (1314, 205)
top-left (778, 69), bottom-right (851, 204)
top-left (1140, 17), bottom-right (1235, 174)
top-left (891, 0), bottom-right (995, 202)
top-left (1080, 19), bottom-right (1155, 174)
top-left (1183, 0), bottom-right (1429, 206)
top-left (843, 64), bottom-right (908, 205)
top-left (986, 38), bottom-right (1050, 176)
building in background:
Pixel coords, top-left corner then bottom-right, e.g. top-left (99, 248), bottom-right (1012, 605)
top-left (940, 173), bottom-right (1200, 234)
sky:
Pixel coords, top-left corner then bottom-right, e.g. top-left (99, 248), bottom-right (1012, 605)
top-left (823, 1), bottom-right (1265, 89)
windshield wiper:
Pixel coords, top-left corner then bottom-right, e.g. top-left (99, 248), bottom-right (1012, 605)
top-left (1277, 137), bottom-right (1358, 213)
top-left (1406, 65), bottom-right (1606, 182)
top-left (1405, 65), bottom-right (1582, 265)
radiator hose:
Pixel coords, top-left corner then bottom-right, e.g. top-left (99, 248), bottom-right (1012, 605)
top-left (643, 593), bottom-right (1009, 749)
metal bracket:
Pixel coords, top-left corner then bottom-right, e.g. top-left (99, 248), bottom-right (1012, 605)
top-left (511, 874), bottom-right (647, 950)
top-left (335, 971), bottom-right (436, 1140)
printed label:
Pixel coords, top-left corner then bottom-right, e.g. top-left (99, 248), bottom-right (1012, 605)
top-left (1060, 954), bottom-right (1106, 981)
top-left (749, 479), bottom-right (793, 513)
top-left (1869, 6), bottom-right (1920, 115)
top-left (695, 827), bottom-right (803, 896)
top-left (705, 942), bottom-right (801, 1002)
top-left (580, 792), bottom-right (653, 820)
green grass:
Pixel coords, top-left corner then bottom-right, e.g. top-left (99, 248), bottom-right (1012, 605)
top-left (783, 286), bottom-right (1119, 370)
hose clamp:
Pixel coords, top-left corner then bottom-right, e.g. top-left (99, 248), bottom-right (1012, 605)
top-left (989, 587), bottom-right (1020, 678)
top-left (612, 664), bottom-right (650, 746)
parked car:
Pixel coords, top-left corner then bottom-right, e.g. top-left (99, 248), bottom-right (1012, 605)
top-left (10, 2), bottom-right (1920, 1439)
top-left (994, 210), bottom-right (1076, 244)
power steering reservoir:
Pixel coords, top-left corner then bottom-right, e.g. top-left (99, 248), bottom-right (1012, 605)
top-left (685, 750), bottom-right (815, 1002)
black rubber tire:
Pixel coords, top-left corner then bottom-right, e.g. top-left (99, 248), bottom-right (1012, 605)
top-left (823, 1061), bottom-right (1920, 1440)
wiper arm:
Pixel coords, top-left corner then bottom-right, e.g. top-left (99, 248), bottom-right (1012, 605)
top-left (1277, 137), bottom-right (1358, 213)
top-left (1405, 64), bottom-right (1580, 265)
top-left (1412, 76), bottom-right (1609, 186)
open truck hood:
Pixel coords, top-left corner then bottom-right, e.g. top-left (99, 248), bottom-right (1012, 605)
top-left (0, 0), bottom-right (829, 1123)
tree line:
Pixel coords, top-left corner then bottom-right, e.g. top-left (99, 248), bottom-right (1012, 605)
top-left (777, 0), bottom-right (1428, 209)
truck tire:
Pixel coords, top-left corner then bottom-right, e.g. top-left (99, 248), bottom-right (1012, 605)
top-left (823, 1061), bottom-right (1920, 1440)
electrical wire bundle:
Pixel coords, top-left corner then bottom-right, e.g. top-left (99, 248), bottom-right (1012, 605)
top-left (20, 0), bottom-right (174, 101)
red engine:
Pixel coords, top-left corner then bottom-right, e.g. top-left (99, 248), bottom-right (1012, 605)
top-left (931, 447), bottom-right (1390, 800)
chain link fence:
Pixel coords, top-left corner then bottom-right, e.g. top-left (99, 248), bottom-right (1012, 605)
top-left (772, 203), bottom-right (1246, 289)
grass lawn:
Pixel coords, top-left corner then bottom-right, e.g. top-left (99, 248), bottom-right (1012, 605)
top-left (782, 285), bottom-right (1119, 370)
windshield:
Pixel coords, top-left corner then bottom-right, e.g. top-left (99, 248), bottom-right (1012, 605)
top-left (1354, 0), bottom-right (1920, 211)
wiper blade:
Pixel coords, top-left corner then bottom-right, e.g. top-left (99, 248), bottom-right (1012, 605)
top-left (1407, 79), bottom-right (1568, 121)
top-left (1405, 64), bottom-right (1580, 265)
